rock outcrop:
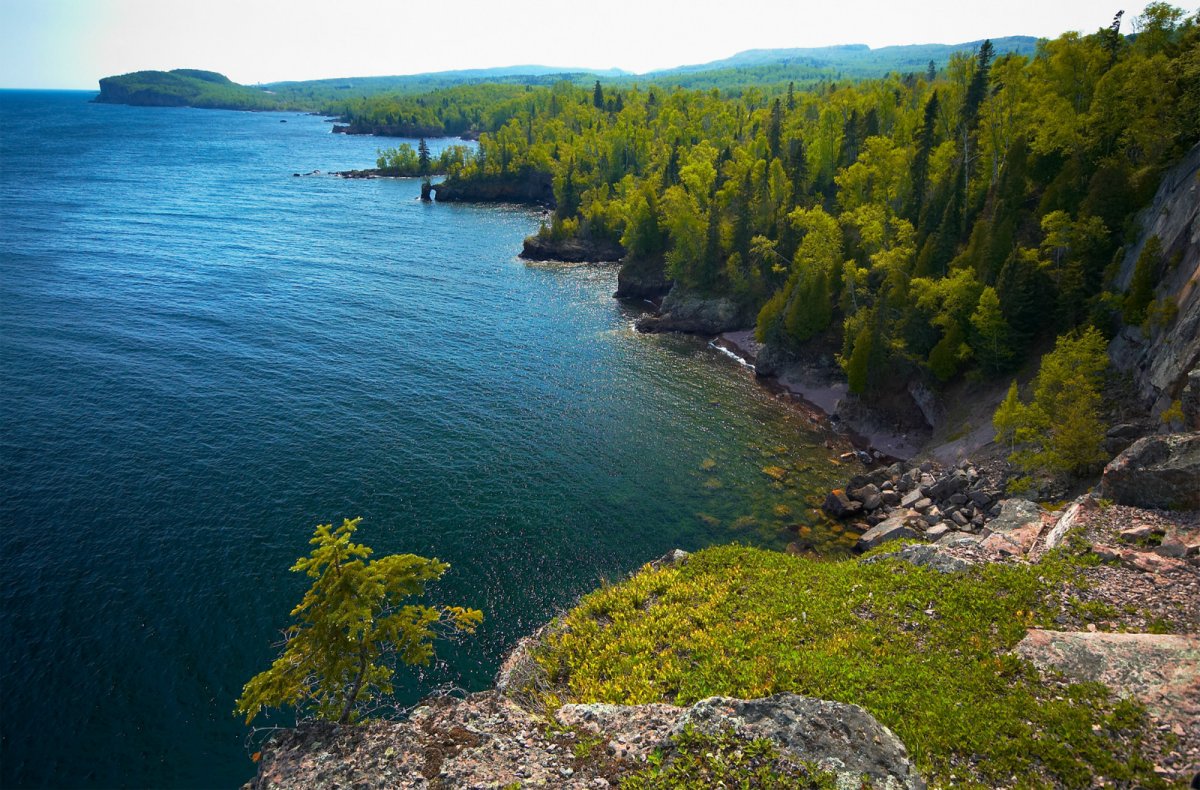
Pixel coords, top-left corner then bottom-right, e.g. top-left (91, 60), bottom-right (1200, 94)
top-left (1100, 431), bottom-right (1200, 510)
top-left (1014, 630), bottom-right (1200, 733)
top-left (520, 234), bottom-right (624, 262)
top-left (634, 285), bottom-right (752, 335)
top-left (1107, 143), bottom-right (1200, 419)
top-left (431, 171), bottom-right (554, 206)
top-left (614, 256), bottom-right (672, 300)
top-left (247, 692), bottom-right (923, 790)
top-left (672, 695), bottom-right (924, 790)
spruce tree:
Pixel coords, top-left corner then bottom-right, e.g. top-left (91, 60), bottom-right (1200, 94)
top-left (235, 518), bottom-right (481, 725)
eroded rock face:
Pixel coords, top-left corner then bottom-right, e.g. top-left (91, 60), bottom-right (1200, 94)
top-left (1107, 143), bottom-right (1200, 417)
top-left (1100, 432), bottom-right (1200, 510)
top-left (635, 285), bottom-right (751, 335)
top-left (247, 691), bottom-right (924, 789)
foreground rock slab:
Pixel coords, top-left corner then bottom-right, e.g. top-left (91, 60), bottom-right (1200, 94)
top-left (1014, 629), bottom-right (1200, 730)
top-left (247, 691), bottom-right (924, 789)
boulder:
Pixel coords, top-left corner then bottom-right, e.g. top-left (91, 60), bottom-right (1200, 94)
top-left (862, 543), bottom-right (971, 574)
top-left (980, 499), bottom-right (1051, 558)
top-left (675, 694), bottom-right (925, 790)
top-left (849, 484), bottom-right (883, 511)
top-left (927, 471), bottom-right (968, 501)
top-left (823, 489), bottom-right (863, 519)
top-left (856, 512), bottom-right (918, 552)
top-left (1100, 432), bottom-right (1200, 510)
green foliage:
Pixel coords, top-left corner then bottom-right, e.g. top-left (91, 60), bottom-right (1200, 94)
top-left (117, 10), bottom-right (1198, 402)
top-left (843, 318), bottom-right (874, 394)
top-left (235, 518), bottom-right (481, 725)
top-left (623, 725), bottom-right (837, 790)
top-left (1123, 236), bottom-right (1163, 325)
top-left (530, 545), bottom-right (1164, 788)
top-left (969, 286), bottom-right (1016, 373)
top-left (993, 327), bottom-right (1111, 477)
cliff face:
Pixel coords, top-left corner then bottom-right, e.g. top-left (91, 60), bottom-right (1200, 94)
top-left (1109, 143), bottom-right (1200, 419)
top-left (634, 284), bottom-right (753, 334)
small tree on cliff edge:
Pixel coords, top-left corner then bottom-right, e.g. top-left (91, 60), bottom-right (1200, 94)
top-left (235, 518), bottom-right (482, 725)
top-left (992, 326), bottom-right (1110, 480)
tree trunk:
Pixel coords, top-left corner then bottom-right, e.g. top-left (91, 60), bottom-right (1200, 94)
top-left (338, 649), bottom-right (369, 725)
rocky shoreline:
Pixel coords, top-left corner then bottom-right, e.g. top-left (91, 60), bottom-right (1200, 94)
top-left (246, 433), bottom-right (1200, 788)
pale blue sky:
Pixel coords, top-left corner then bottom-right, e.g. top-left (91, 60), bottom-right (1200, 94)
top-left (0, 0), bottom-right (1169, 89)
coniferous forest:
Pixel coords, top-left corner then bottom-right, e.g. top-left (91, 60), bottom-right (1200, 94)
top-left (358, 6), bottom-right (1197, 427)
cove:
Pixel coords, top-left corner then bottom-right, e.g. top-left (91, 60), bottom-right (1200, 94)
top-left (0, 91), bottom-right (847, 788)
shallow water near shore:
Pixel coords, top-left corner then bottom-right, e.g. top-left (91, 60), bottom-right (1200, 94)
top-left (0, 91), bottom-right (848, 788)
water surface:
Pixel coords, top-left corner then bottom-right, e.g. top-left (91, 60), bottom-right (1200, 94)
top-left (0, 91), bottom-right (847, 788)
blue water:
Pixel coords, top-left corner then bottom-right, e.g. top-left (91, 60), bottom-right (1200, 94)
top-left (0, 91), bottom-right (848, 788)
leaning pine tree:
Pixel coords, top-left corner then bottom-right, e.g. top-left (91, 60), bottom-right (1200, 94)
top-left (236, 518), bottom-right (482, 725)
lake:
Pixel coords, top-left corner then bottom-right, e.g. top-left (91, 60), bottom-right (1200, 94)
top-left (0, 91), bottom-right (847, 787)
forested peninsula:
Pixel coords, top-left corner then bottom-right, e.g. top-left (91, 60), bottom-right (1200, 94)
top-left (101, 8), bottom-right (1200, 788)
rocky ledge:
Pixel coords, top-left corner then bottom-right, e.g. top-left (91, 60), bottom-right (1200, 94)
top-left (520, 234), bottom-right (624, 263)
top-left (247, 691), bottom-right (923, 790)
top-left (634, 285), bottom-right (753, 335)
top-left (614, 256), bottom-right (672, 301)
top-left (431, 173), bottom-right (554, 206)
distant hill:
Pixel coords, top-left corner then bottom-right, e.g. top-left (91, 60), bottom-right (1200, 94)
top-left (94, 69), bottom-right (280, 109)
top-left (652, 37), bottom-right (1039, 75)
top-left (94, 37), bottom-right (1042, 111)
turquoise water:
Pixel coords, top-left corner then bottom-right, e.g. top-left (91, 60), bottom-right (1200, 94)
top-left (0, 91), bottom-right (847, 787)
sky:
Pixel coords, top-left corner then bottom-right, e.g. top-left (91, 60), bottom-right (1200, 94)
top-left (0, 0), bottom-right (1168, 89)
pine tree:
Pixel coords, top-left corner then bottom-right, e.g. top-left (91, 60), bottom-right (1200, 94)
top-left (992, 327), bottom-right (1110, 478)
top-left (969, 286), bottom-right (1015, 373)
top-left (767, 98), bottom-right (783, 160)
top-left (1123, 236), bottom-right (1162, 325)
top-left (845, 316), bottom-right (875, 394)
top-left (907, 91), bottom-right (939, 224)
top-left (235, 518), bottom-right (481, 725)
top-left (593, 80), bottom-right (604, 110)
top-left (417, 138), bottom-right (431, 176)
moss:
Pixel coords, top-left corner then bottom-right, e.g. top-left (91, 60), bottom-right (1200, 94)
top-left (623, 725), bottom-right (838, 789)
top-left (529, 544), bottom-right (1165, 788)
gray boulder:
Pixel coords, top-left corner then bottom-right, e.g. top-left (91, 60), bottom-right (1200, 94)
top-left (862, 543), bottom-right (971, 574)
top-left (676, 694), bottom-right (924, 790)
top-left (1100, 432), bottom-right (1200, 510)
top-left (856, 512), bottom-right (918, 552)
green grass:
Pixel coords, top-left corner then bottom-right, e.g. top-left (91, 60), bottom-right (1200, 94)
top-left (529, 545), bottom-right (1164, 788)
